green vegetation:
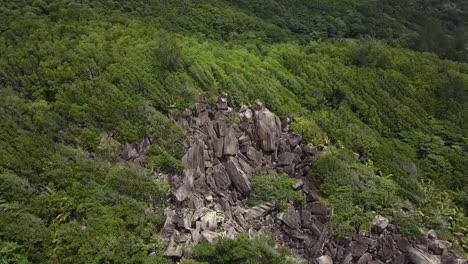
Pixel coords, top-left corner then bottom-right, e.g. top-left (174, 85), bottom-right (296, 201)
top-left (248, 173), bottom-right (305, 210)
top-left (183, 233), bottom-right (305, 264)
top-left (0, 0), bottom-right (467, 262)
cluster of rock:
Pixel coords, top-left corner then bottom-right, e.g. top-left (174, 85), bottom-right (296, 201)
top-left (115, 136), bottom-right (151, 165)
top-left (151, 94), bottom-right (466, 264)
top-left (161, 93), bottom-right (326, 259)
top-left (326, 215), bottom-right (467, 264)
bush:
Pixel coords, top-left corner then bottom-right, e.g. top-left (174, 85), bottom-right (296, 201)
top-left (248, 173), bottom-right (305, 210)
top-left (189, 233), bottom-right (305, 264)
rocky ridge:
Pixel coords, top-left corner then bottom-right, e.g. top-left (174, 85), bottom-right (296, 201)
top-left (117, 94), bottom-right (467, 264)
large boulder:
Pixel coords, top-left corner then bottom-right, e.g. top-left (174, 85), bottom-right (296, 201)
top-left (408, 247), bottom-right (441, 264)
top-left (212, 164), bottom-right (231, 190)
top-left (253, 102), bottom-right (281, 152)
top-left (224, 127), bottom-right (238, 156)
top-left (224, 157), bottom-right (251, 196)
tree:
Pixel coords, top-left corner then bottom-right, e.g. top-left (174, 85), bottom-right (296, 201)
top-left (154, 29), bottom-right (181, 72)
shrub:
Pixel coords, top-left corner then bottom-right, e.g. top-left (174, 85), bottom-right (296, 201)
top-left (248, 173), bottom-right (305, 209)
top-left (189, 233), bottom-right (305, 264)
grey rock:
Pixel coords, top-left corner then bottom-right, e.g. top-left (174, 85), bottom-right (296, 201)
top-left (408, 247), bottom-right (441, 264)
top-left (357, 252), bottom-right (372, 264)
top-left (216, 93), bottom-right (229, 110)
top-left (428, 240), bottom-right (452, 255)
top-left (120, 143), bottom-right (138, 160)
top-left (254, 105), bottom-right (281, 152)
top-left (317, 255), bottom-right (333, 264)
top-left (246, 147), bottom-right (263, 166)
top-left (287, 133), bottom-right (302, 147)
top-left (377, 234), bottom-right (396, 261)
top-left (224, 157), bottom-right (251, 196)
top-left (245, 203), bottom-right (274, 219)
top-left (340, 253), bottom-right (353, 264)
top-left (292, 179), bottom-right (304, 190)
top-left (306, 203), bottom-right (329, 215)
top-left (393, 254), bottom-right (408, 264)
top-left (278, 204), bottom-right (300, 229)
top-left (397, 238), bottom-right (412, 253)
top-left (212, 164), bottom-right (231, 190)
top-left (201, 230), bottom-right (221, 243)
top-left (350, 241), bottom-right (368, 258)
top-left (277, 152), bottom-right (296, 166)
top-left (163, 238), bottom-right (183, 258)
top-left (224, 128), bottom-right (238, 156)
top-left (427, 229), bottom-right (438, 239)
top-left (372, 215), bottom-right (389, 233)
top-left (201, 211), bottom-right (217, 231)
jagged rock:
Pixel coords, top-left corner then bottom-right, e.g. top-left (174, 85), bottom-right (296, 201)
top-left (397, 238), bottom-right (412, 252)
top-left (287, 133), bottom-right (302, 147)
top-left (278, 204), bottom-right (301, 229)
top-left (224, 127), bottom-right (238, 156)
top-left (245, 203), bottom-right (274, 219)
top-left (428, 229), bottom-right (438, 239)
top-left (164, 238), bottom-right (183, 258)
top-left (292, 179), bottom-right (304, 190)
top-left (201, 230), bottom-right (221, 243)
top-left (246, 147), bottom-right (263, 166)
top-left (393, 254), bottom-right (408, 264)
top-left (340, 253), bottom-right (353, 264)
top-left (277, 152), bottom-right (296, 166)
top-left (350, 241), bottom-right (368, 258)
top-left (372, 215), bottom-right (389, 233)
top-left (212, 164), bottom-right (231, 190)
top-left (224, 157), bottom-right (251, 196)
top-left (254, 103), bottom-right (281, 152)
top-left (408, 247), bottom-right (441, 264)
top-left (428, 240), bottom-right (452, 255)
top-left (157, 94), bottom-right (466, 263)
top-left (120, 143), bottom-right (138, 160)
top-left (377, 234), bottom-right (396, 261)
top-left (216, 93), bottom-right (229, 110)
top-left (201, 211), bottom-right (217, 231)
top-left (317, 255), bottom-right (333, 264)
top-left (357, 252), bottom-right (372, 264)
top-left (306, 203), bottom-right (329, 215)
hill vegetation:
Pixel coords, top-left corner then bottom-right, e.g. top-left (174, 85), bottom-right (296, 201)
top-left (0, 0), bottom-right (467, 262)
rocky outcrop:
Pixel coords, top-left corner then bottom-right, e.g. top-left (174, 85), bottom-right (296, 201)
top-left (153, 94), bottom-right (466, 264)
top-left (115, 136), bottom-right (151, 165)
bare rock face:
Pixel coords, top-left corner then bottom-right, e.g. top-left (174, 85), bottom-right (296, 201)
top-left (155, 94), bottom-right (465, 263)
top-left (253, 101), bottom-right (281, 153)
top-left (408, 247), bottom-right (442, 264)
top-left (223, 128), bottom-right (238, 156)
top-left (224, 157), bottom-right (251, 196)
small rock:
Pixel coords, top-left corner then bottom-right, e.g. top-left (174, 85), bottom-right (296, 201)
top-left (372, 215), bottom-right (389, 233)
top-left (427, 229), bottom-right (437, 240)
top-left (317, 255), bottom-right (333, 264)
top-left (292, 179), bottom-right (304, 190)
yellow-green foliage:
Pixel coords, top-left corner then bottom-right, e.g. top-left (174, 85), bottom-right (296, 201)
top-left (0, 0), bottom-right (467, 261)
top-left (248, 173), bottom-right (306, 210)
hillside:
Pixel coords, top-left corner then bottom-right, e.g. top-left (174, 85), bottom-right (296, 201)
top-left (0, 0), bottom-right (467, 263)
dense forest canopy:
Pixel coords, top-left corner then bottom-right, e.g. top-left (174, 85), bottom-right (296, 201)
top-left (0, 0), bottom-right (467, 263)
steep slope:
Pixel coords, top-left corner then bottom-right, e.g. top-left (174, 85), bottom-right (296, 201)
top-left (0, 1), bottom-right (467, 263)
top-left (159, 95), bottom-right (467, 263)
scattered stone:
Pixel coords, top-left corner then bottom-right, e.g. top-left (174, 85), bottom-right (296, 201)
top-left (317, 255), bottom-right (333, 264)
top-left (372, 215), bottom-right (389, 233)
